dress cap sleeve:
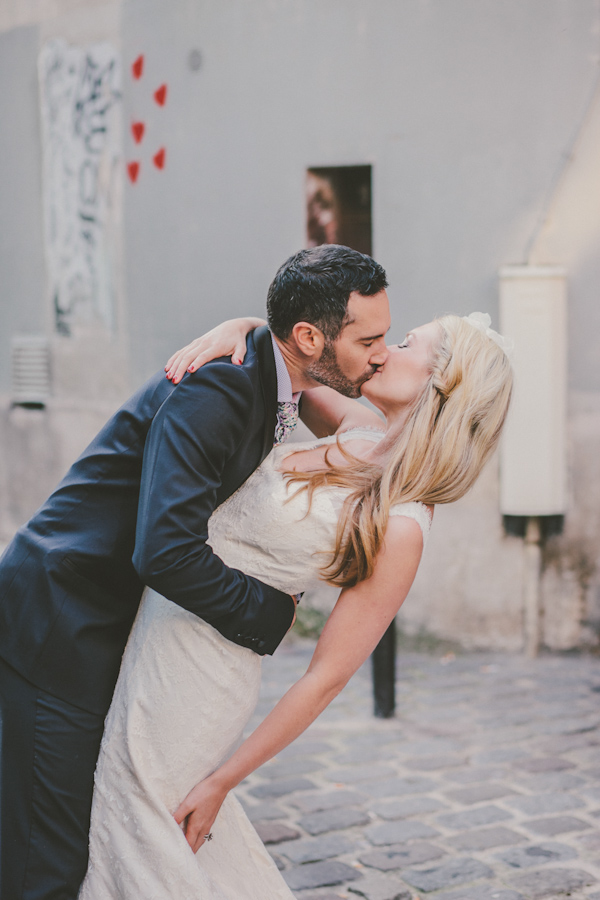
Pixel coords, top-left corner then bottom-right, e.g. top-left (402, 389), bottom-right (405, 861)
top-left (389, 501), bottom-right (432, 547)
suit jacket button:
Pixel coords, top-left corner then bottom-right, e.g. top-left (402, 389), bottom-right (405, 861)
top-left (257, 640), bottom-right (266, 651)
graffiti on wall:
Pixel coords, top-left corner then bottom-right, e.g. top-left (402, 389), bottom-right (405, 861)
top-left (39, 40), bottom-right (121, 336)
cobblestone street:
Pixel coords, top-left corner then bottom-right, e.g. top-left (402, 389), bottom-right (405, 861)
top-left (235, 639), bottom-right (600, 900)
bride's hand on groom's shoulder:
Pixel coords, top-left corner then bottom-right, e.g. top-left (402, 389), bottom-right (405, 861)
top-left (165, 317), bottom-right (267, 384)
top-left (173, 773), bottom-right (228, 853)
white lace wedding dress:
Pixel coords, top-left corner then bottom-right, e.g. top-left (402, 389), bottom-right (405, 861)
top-left (79, 430), bottom-right (431, 899)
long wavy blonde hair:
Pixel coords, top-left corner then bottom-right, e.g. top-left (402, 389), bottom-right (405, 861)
top-left (286, 315), bottom-right (514, 588)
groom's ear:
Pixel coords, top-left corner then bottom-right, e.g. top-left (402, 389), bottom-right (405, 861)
top-left (290, 322), bottom-right (325, 359)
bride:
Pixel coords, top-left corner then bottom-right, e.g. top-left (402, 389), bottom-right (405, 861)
top-left (79, 313), bottom-right (513, 899)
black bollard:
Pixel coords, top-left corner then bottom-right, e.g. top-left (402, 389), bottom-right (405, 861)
top-left (372, 619), bottom-right (396, 718)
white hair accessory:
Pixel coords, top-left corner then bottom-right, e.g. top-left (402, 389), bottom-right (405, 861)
top-left (462, 312), bottom-right (514, 360)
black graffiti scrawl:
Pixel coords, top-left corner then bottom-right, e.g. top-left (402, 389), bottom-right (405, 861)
top-left (39, 40), bottom-right (122, 336)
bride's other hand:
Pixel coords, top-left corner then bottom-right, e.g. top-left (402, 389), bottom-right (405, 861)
top-left (173, 773), bottom-right (228, 854)
top-left (165, 317), bottom-right (267, 384)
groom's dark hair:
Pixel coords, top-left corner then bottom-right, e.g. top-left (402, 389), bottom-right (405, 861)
top-left (266, 244), bottom-right (388, 342)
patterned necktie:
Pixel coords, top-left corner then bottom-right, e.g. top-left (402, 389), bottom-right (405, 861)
top-left (274, 400), bottom-right (299, 445)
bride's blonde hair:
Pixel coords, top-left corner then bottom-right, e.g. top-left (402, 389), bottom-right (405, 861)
top-left (286, 315), bottom-right (514, 588)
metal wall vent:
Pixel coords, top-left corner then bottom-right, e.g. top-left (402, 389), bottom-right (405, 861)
top-left (11, 335), bottom-right (51, 407)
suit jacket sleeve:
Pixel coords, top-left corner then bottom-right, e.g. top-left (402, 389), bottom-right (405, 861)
top-left (132, 360), bottom-right (295, 655)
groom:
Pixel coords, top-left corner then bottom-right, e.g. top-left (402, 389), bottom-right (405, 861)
top-left (0, 244), bottom-right (390, 899)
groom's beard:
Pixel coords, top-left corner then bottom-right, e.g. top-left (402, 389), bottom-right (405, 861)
top-left (307, 342), bottom-right (377, 399)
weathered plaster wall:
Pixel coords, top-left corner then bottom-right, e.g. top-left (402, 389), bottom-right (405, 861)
top-left (0, 1), bottom-right (117, 39)
top-left (0, 1), bottom-right (128, 540)
top-left (0, 24), bottom-right (47, 392)
top-left (528, 76), bottom-right (600, 649)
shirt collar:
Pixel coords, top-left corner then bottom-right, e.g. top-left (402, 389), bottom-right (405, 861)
top-left (271, 333), bottom-right (301, 404)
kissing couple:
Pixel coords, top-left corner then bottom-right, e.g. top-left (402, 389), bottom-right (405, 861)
top-left (0, 244), bottom-right (513, 898)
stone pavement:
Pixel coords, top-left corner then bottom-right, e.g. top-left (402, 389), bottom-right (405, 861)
top-left (234, 638), bottom-right (600, 900)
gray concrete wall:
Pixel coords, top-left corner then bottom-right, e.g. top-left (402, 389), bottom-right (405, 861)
top-left (0, 25), bottom-right (46, 394)
top-left (122, 0), bottom-right (600, 389)
top-left (0, 1), bottom-right (128, 536)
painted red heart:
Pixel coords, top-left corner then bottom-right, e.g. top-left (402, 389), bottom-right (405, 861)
top-left (153, 148), bottom-right (166, 170)
top-left (127, 161), bottom-right (140, 183)
top-left (131, 121), bottom-right (145, 144)
top-left (132, 55), bottom-right (144, 80)
top-left (154, 84), bottom-right (167, 106)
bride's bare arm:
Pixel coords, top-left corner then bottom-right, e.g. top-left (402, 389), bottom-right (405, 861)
top-left (164, 318), bottom-right (383, 435)
top-left (165, 317), bottom-right (266, 384)
top-left (173, 514), bottom-right (423, 852)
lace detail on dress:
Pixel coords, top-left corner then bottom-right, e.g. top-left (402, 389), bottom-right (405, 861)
top-left (389, 501), bottom-right (432, 547)
top-left (79, 425), bottom-right (431, 898)
top-left (277, 425), bottom-right (386, 461)
top-left (79, 592), bottom-right (292, 900)
top-left (340, 424), bottom-right (387, 437)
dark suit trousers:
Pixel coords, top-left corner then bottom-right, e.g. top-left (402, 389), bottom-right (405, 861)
top-left (0, 658), bottom-right (105, 900)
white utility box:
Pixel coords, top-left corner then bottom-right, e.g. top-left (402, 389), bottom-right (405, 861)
top-left (499, 266), bottom-right (568, 516)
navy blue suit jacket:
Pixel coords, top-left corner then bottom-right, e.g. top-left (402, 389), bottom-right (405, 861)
top-left (0, 327), bottom-right (295, 714)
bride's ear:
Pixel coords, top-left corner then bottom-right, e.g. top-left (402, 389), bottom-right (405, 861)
top-left (290, 322), bottom-right (325, 359)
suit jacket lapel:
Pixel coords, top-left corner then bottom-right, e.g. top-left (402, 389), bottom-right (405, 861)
top-left (252, 325), bottom-right (278, 462)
